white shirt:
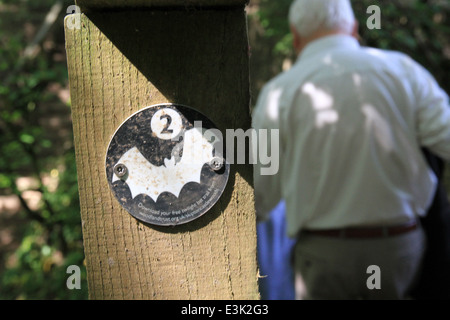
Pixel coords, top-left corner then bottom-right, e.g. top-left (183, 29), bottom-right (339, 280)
top-left (252, 34), bottom-right (450, 238)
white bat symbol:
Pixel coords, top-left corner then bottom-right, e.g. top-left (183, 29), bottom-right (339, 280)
top-left (112, 128), bottom-right (216, 202)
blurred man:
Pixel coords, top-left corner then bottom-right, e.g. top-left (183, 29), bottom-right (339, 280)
top-left (252, 0), bottom-right (450, 299)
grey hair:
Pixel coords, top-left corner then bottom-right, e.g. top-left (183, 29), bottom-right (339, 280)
top-left (289, 0), bottom-right (356, 37)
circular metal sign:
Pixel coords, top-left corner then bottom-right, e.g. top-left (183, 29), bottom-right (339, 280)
top-left (106, 104), bottom-right (229, 226)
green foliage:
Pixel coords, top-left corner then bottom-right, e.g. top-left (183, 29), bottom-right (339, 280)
top-left (1, 224), bottom-right (87, 300)
top-left (0, 1), bottom-right (87, 299)
top-left (354, 0), bottom-right (450, 91)
top-left (250, 0), bottom-right (450, 94)
top-left (255, 0), bottom-right (294, 56)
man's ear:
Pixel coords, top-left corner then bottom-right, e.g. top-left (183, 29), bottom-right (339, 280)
top-left (290, 24), bottom-right (301, 55)
top-left (351, 20), bottom-right (360, 41)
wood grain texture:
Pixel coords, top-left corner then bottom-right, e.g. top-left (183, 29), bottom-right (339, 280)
top-left (64, 8), bottom-right (259, 300)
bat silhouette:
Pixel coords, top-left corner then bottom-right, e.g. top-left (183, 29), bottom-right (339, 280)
top-left (112, 128), bottom-right (216, 202)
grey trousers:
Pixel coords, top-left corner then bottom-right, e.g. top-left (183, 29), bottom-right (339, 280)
top-left (294, 226), bottom-right (426, 300)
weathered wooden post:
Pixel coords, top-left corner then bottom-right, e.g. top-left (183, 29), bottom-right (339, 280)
top-left (64, 0), bottom-right (259, 299)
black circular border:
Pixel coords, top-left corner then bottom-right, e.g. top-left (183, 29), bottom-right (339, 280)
top-left (105, 103), bottom-right (229, 226)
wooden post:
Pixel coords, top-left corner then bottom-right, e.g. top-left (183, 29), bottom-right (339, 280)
top-left (64, 0), bottom-right (259, 299)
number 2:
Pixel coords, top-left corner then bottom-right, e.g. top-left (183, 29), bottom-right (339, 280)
top-left (150, 108), bottom-right (183, 140)
top-left (160, 114), bottom-right (173, 134)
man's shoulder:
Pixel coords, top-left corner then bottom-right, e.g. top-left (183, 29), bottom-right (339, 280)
top-left (258, 62), bottom-right (311, 103)
top-left (252, 67), bottom-right (303, 128)
top-left (360, 46), bottom-right (420, 70)
top-left (263, 67), bottom-right (298, 90)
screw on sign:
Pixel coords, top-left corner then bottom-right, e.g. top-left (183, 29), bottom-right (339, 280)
top-left (106, 104), bottom-right (229, 226)
top-left (114, 163), bottom-right (128, 178)
top-left (209, 157), bottom-right (224, 171)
